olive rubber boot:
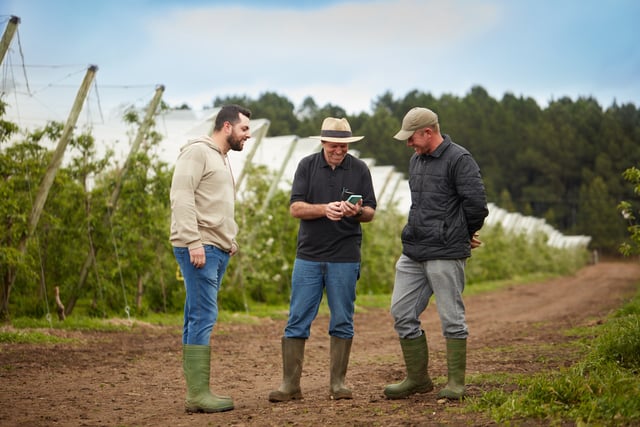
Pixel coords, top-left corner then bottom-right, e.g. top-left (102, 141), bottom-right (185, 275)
top-left (437, 338), bottom-right (467, 400)
top-left (183, 344), bottom-right (234, 413)
top-left (268, 337), bottom-right (305, 402)
top-left (329, 336), bottom-right (353, 400)
top-left (383, 332), bottom-right (434, 399)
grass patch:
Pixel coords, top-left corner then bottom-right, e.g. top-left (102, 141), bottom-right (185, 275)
top-left (356, 293), bottom-right (391, 310)
top-left (464, 272), bottom-right (560, 296)
top-left (467, 285), bottom-right (640, 425)
top-left (140, 312), bottom-right (183, 327)
top-left (11, 315), bottom-right (141, 332)
top-left (0, 329), bottom-right (73, 344)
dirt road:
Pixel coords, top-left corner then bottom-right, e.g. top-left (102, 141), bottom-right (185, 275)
top-left (1, 261), bottom-right (639, 426)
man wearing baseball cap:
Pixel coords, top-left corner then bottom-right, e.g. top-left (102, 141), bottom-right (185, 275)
top-left (384, 107), bottom-right (488, 400)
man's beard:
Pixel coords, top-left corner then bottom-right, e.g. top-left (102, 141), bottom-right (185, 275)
top-left (227, 132), bottom-right (245, 152)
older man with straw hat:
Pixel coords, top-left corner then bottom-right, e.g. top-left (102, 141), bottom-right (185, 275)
top-left (269, 117), bottom-right (377, 402)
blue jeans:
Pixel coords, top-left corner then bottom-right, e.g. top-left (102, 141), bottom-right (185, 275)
top-left (174, 245), bottom-right (230, 345)
top-left (390, 255), bottom-right (468, 339)
top-left (284, 258), bottom-right (360, 339)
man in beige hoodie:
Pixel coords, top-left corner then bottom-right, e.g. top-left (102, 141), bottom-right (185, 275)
top-left (170, 104), bottom-right (251, 413)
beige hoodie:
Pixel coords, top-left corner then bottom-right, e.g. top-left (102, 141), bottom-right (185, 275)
top-left (169, 136), bottom-right (238, 251)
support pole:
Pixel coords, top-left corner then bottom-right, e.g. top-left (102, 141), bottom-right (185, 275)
top-left (21, 65), bottom-right (98, 250)
top-left (0, 15), bottom-right (20, 66)
top-left (108, 85), bottom-right (165, 208)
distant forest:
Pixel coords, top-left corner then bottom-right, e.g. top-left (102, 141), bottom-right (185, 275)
top-left (207, 85), bottom-right (640, 254)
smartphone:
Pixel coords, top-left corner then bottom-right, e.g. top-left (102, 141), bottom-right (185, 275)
top-left (346, 194), bottom-right (362, 204)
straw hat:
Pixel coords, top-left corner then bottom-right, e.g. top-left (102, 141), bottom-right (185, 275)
top-left (310, 117), bottom-right (364, 143)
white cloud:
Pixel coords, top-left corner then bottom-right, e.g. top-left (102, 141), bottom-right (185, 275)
top-left (3, 0), bottom-right (639, 121)
top-left (139, 0), bottom-right (503, 112)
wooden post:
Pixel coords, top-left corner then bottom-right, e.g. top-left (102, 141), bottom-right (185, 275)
top-left (0, 15), bottom-right (20, 66)
top-left (19, 65), bottom-right (98, 253)
top-left (0, 19), bottom-right (22, 316)
top-left (136, 277), bottom-right (143, 310)
top-left (54, 287), bottom-right (65, 321)
top-left (108, 85), bottom-right (165, 209)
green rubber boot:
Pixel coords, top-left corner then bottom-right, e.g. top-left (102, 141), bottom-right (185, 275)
top-left (330, 336), bottom-right (353, 400)
top-left (384, 332), bottom-right (434, 399)
top-left (183, 344), bottom-right (234, 413)
top-left (268, 337), bottom-right (305, 402)
top-left (437, 338), bottom-right (467, 400)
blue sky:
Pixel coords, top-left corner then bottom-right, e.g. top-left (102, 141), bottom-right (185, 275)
top-left (1, 0), bottom-right (639, 117)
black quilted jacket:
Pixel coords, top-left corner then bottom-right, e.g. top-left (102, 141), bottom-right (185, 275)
top-left (401, 135), bottom-right (489, 262)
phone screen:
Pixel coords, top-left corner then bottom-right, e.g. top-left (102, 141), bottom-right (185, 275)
top-left (347, 194), bottom-right (362, 204)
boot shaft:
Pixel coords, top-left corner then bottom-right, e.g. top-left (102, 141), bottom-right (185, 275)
top-left (330, 336), bottom-right (352, 377)
top-left (183, 344), bottom-right (211, 392)
top-left (437, 338), bottom-right (467, 399)
top-left (399, 332), bottom-right (429, 374)
top-left (268, 337), bottom-right (306, 402)
top-left (182, 344), bottom-right (234, 412)
top-left (282, 337), bottom-right (305, 379)
top-left (445, 338), bottom-right (467, 375)
top-left (330, 336), bottom-right (353, 399)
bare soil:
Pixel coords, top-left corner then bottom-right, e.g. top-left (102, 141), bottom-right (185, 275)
top-left (2, 260), bottom-right (640, 427)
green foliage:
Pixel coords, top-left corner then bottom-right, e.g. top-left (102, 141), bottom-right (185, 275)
top-left (224, 164), bottom-right (300, 308)
top-left (353, 106), bottom-right (406, 171)
top-left (578, 176), bottom-right (624, 250)
top-left (466, 225), bottom-right (588, 284)
top-left (591, 316), bottom-right (640, 370)
top-left (0, 100), bottom-right (19, 142)
top-left (1, 119), bottom-right (66, 319)
top-left (592, 293), bottom-right (640, 370)
top-left (618, 166), bottom-right (640, 256)
top-left (0, 100), bottom-right (182, 321)
top-left (358, 206), bottom-right (404, 294)
top-left (468, 288), bottom-right (640, 425)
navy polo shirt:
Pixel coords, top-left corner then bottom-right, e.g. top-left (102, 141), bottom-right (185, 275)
top-left (290, 150), bottom-right (377, 262)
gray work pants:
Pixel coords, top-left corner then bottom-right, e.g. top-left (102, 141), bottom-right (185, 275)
top-left (390, 255), bottom-right (468, 340)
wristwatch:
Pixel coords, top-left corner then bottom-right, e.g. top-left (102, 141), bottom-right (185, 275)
top-left (355, 207), bottom-right (363, 217)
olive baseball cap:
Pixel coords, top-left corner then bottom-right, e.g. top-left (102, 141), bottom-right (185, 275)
top-left (393, 107), bottom-right (438, 140)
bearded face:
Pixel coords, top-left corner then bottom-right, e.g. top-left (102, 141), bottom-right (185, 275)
top-left (227, 130), bottom-right (245, 152)
top-left (226, 115), bottom-right (251, 152)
